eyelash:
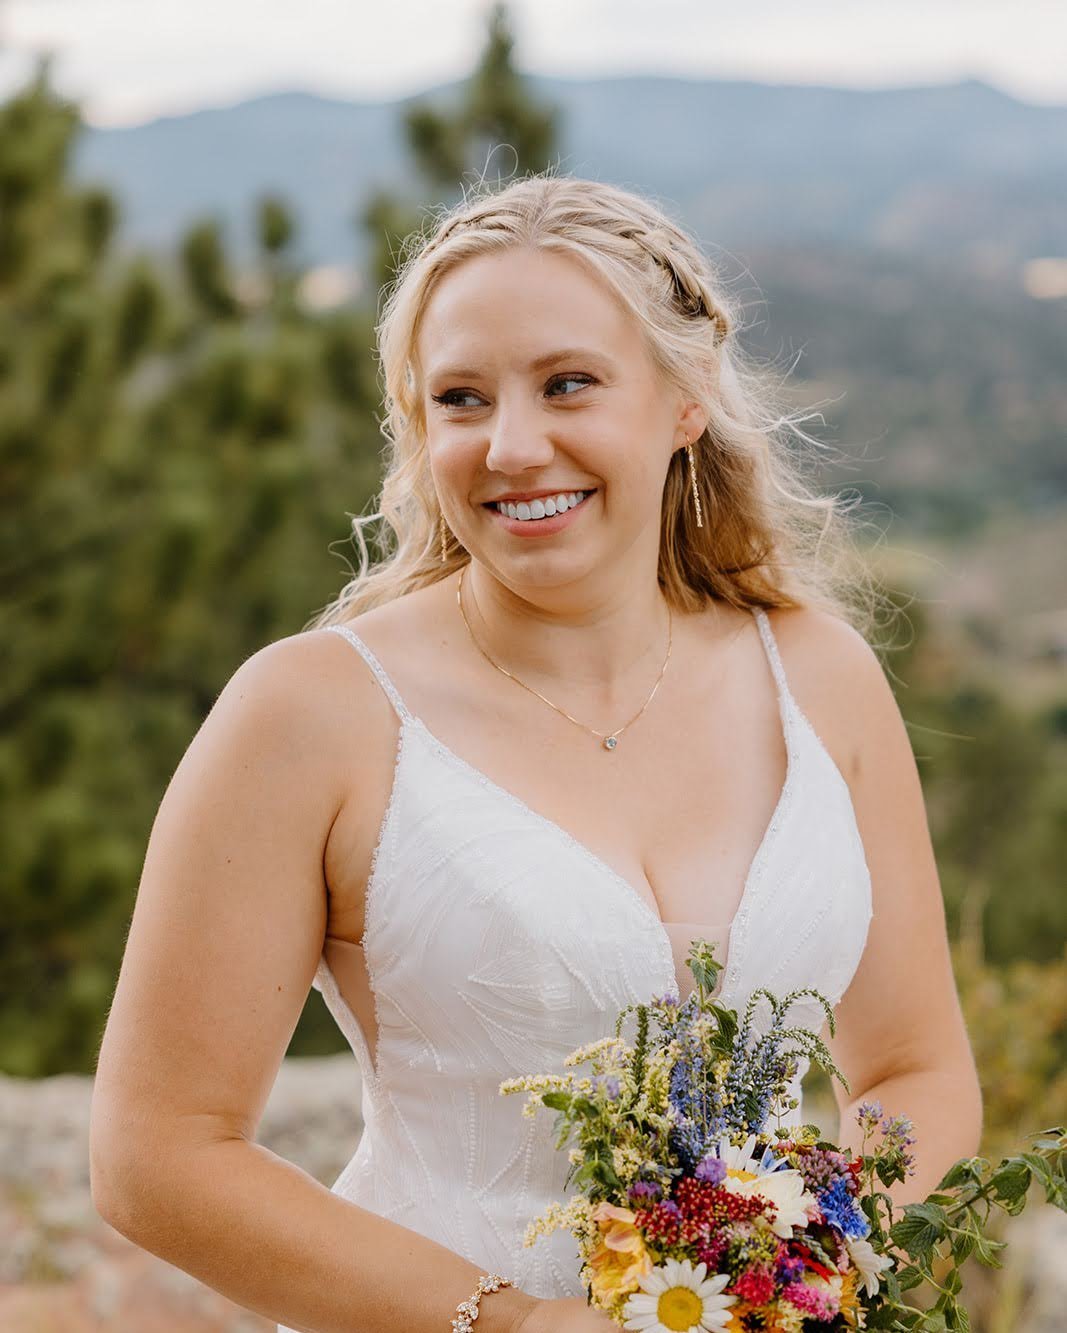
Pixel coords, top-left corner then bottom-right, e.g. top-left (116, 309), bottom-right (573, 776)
top-left (430, 373), bottom-right (596, 410)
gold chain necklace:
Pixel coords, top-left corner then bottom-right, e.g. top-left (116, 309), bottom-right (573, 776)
top-left (456, 564), bottom-right (672, 751)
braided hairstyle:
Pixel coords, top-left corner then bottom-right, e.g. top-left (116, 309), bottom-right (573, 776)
top-left (305, 171), bottom-right (879, 637)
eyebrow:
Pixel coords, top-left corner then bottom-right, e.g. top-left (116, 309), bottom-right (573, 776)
top-left (426, 347), bottom-right (613, 381)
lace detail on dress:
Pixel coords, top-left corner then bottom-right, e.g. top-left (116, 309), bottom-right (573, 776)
top-left (284, 604), bottom-right (874, 1312)
top-left (721, 610), bottom-right (800, 1002)
top-left (407, 714), bottom-right (680, 995)
top-left (314, 623), bottom-right (415, 1089)
top-left (324, 623), bottom-right (412, 722)
top-left (753, 607), bottom-right (792, 701)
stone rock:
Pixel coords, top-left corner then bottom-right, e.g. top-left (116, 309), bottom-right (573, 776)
top-left (0, 1055), bottom-right (363, 1329)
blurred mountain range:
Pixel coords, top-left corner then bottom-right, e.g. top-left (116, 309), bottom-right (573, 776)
top-left (73, 73), bottom-right (1067, 275)
top-left (64, 70), bottom-right (1067, 544)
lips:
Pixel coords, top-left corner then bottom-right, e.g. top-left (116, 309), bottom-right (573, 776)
top-left (484, 487), bottom-right (595, 505)
top-left (487, 488), bottom-right (596, 534)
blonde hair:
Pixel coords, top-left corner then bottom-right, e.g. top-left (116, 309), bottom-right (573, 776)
top-left (304, 170), bottom-right (883, 638)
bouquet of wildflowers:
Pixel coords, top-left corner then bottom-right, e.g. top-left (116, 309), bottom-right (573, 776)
top-left (500, 941), bottom-right (1066, 1332)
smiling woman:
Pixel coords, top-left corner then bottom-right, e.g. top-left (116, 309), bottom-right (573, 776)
top-left (89, 171), bottom-right (981, 1333)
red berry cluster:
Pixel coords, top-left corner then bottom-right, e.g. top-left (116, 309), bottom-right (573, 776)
top-left (639, 1179), bottom-right (776, 1250)
top-left (637, 1201), bottom-right (682, 1248)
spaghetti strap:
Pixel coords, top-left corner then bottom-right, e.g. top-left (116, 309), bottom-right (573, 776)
top-left (323, 624), bottom-right (413, 725)
top-left (295, 598), bottom-right (873, 1312)
top-left (752, 607), bottom-right (795, 714)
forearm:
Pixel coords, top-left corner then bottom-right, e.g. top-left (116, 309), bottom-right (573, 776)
top-left (836, 1062), bottom-right (984, 1216)
top-left (94, 1135), bottom-right (539, 1333)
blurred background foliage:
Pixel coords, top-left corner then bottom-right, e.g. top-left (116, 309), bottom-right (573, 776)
top-left (1, 0), bottom-right (1064, 1239)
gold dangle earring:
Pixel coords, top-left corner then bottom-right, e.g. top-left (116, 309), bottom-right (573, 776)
top-left (439, 510), bottom-right (449, 563)
top-left (685, 435), bottom-right (704, 528)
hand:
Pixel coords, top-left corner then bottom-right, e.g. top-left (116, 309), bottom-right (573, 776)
top-left (515, 1295), bottom-right (617, 1333)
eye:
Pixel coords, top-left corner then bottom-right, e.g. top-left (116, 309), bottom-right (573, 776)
top-left (430, 388), bottom-right (483, 409)
top-left (430, 373), bottom-right (596, 410)
top-left (546, 373), bottom-right (596, 396)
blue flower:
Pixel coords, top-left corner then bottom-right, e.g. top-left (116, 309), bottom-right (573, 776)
top-left (817, 1176), bottom-right (871, 1240)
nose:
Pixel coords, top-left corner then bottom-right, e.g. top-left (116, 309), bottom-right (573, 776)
top-left (484, 393), bottom-right (556, 474)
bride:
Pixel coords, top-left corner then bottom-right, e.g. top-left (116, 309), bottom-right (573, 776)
top-left (89, 174), bottom-right (982, 1333)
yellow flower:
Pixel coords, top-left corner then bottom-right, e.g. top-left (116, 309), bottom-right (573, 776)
top-left (621, 1259), bottom-right (736, 1333)
top-left (724, 1301), bottom-right (805, 1333)
top-left (588, 1202), bottom-right (653, 1301)
top-left (838, 1266), bottom-right (865, 1330)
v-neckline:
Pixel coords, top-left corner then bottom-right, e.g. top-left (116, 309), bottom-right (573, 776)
top-left (403, 693), bottom-right (796, 1004)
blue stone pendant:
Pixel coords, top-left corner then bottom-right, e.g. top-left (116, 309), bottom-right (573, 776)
top-left (603, 735), bottom-right (618, 750)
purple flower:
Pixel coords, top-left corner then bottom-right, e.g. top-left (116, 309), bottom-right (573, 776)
top-left (856, 1100), bottom-right (884, 1133)
top-left (777, 1252), bottom-right (806, 1284)
top-left (628, 1180), bottom-right (662, 1202)
top-left (880, 1113), bottom-right (918, 1175)
top-left (881, 1113), bottom-right (916, 1148)
top-left (694, 1155), bottom-right (728, 1185)
top-left (592, 1074), bottom-right (621, 1100)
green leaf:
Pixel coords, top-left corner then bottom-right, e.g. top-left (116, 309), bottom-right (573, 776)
top-left (988, 1159), bottom-right (1032, 1212)
top-left (935, 1157), bottom-right (986, 1191)
top-left (876, 1151), bottom-right (909, 1187)
top-left (541, 1091), bottom-right (572, 1111)
top-left (972, 1231), bottom-right (1007, 1269)
top-left (714, 1007), bottom-right (738, 1047)
top-left (890, 1202), bottom-right (948, 1262)
top-left (894, 1263), bottom-right (925, 1292)
top-left (950, 1227), bottom-right (976, 1262)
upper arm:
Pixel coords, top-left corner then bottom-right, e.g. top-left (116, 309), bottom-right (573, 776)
top-left (90, 630), bottom-right (350, 1208)
top-left (779, 609), bottom-right (980, 1108)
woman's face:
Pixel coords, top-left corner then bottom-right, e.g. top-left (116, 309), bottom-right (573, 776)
top-left (415, 245), bottom-right (704, 600)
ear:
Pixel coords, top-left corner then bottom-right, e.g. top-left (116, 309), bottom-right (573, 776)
top-left (674, 401), bottom-right (708, 450)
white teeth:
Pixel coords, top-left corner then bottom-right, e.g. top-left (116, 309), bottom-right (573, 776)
top-left (496, 490), bottom-right (590, 520)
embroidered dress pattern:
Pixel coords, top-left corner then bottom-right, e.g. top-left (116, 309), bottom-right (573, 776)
top-left (275, 608), bottom-right (873, 1325)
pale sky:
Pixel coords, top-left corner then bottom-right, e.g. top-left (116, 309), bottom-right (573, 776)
top-left (2, 0), bottom-right (1065, 129)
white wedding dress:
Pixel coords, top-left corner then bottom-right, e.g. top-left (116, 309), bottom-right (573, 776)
top-left (276, 607), bottom-right (872, 1326)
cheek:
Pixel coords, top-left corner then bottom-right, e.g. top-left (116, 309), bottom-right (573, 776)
top-left (427, 431), bottom-right (477, 482)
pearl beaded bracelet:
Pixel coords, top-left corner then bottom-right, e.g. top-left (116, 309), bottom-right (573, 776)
top-left (451, 1273), bottom-right (514, 1332)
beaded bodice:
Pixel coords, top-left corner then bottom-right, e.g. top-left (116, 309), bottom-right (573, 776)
top-left (275, 606), bottom-right (873, 1321)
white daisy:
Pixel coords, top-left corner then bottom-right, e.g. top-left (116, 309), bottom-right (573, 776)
top-left (844, 1234), bottom-right (895, 1297)
top-left (622, 1257), bottom-right (736, 1333)
top-left (706, 1132), bottom-right (816, 1240)
top-left (709, 1132), bottom-right (788, 1176)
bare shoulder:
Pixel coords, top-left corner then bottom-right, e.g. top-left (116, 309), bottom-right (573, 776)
top-left (761, 604), bottom-right (900, 786)
top-left (90, 623), bottom-right (409, 1204)
top-left (218, 626), bottom-right (390, 775)
top-left (237, 583), bottom-right (448, 754)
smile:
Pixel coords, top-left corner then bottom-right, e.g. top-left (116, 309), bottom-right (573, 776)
top-left (490, 490), bottom-right (593, 521)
